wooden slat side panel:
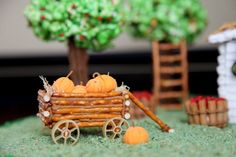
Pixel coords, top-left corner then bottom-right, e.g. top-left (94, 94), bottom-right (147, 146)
top-left (38, 90), bottom-right (123, 98)
top-left (79, 122), bottom-right (105, 127)
top-left (52, 107), bottom-right (123, 114)
top-left (53, 91), bottom-right (122, 98)
top-left (50, 98), bottom-right (123, 106)
top-left (52, 104), bottom-right (123, 109)
top-left (52, 114), bottom-right (122, 122)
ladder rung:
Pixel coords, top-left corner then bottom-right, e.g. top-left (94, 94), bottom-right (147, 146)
top-left (160, 66), bottom-right (183, 73)
top-left (161, 79), bottom-right (182, 87)
top-left (160, 55), bottom-right (181, 62)
top-left (159, 91), bottom-right (182, 99)
top-left (159, 43), bottom-right (180, 50)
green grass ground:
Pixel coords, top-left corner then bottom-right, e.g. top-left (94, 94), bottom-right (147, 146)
top-left (1, 110), bottom-right (236, 157)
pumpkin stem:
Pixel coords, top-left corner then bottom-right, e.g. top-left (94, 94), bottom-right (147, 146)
top-left (107, 72), bottom-right (110, 76)
top-left (66, 71), bottom-right (73, 78)
top-left (80, 81), bottom-right (83, 85)
top-left (93, 72), bottom-right (101, 78)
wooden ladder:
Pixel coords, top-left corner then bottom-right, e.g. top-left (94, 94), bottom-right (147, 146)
top-left (152, 40), bottom-right (188, 110)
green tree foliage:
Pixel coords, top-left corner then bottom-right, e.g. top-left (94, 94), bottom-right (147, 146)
top-left (24, 0), bottom-right (122, 51)
top-left (123, 0), bottom-right (207, 43)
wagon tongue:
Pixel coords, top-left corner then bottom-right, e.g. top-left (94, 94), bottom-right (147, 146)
top-left (128, 92), bottom-right (174, 133)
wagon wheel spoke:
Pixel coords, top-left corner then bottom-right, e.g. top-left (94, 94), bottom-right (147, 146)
top-left (106, 129), bottom-right (113, 132)
top-left (120, 123), bottom-right (129, 131)
top-left (56, 128), bottom-right (63, 132)
top-left (117, 119), bottom-right (125, 127)
top-left (69, 136), bottom-right (77, 142)
top-left (55, 135), bottom-right (63, 142)
top-left (64, 138), bottom-right (67, 145)
top-left (111, 133), bottom-right (117, 139)
top-left (65, 121), bottom-right (69, 129)
top-left (116, 133), bottom-right (121, 138)
top-left (121, 127), bottom-right (128, 135)
top-left (121, 127), bottom-right (127, 132)
top-left (71, 127), bottom-right (77, 133)
top-left (104, 129), bottom-right (116, 139)
top-left (105, 131), bottom-right (116, 140)
top-left (109, 120), bottom-right (116, 128)
top-left (119, 119), bottom-right (129, 135)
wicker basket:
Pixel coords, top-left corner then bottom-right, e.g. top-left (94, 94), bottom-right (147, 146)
top-left (185, 96), bottom-right (228, 128)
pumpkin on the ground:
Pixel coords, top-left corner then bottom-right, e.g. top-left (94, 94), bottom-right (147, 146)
top-left (123, 126), bottom-right (149, 144)
top-left (52, 77), bottom-right (74, 93)
top-left (93, 72), bottom-right (117, 93)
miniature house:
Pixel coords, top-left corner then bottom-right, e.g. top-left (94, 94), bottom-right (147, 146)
top-left (209, 22), bottom-right (236, 123)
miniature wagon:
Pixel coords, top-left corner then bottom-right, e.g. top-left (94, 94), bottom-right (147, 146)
top-left (37, 86), bottom-right (173, 145)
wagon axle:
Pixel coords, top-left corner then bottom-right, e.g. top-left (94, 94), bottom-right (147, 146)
top-left (62, 129), bottom-right (71, 138)
top-left (114, 127), bottom-right (121, 133)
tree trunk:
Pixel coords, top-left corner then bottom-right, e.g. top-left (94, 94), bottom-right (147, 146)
top-left (68, 39), bottom-right (89, 85)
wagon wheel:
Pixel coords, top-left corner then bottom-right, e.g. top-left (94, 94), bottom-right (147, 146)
top-left (51, 120), bottom-right (80, 145)
top-left (102, 117), bottom-right (129, 139)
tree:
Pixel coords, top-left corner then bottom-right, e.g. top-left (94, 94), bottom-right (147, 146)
top-left (121, 0), bottom-right (207, 109)
top-left (123, 0), bottom-right (207, 43)
top-left (24, 0), bottom-right (122, 84)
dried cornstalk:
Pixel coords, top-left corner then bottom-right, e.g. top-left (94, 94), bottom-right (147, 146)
top-left (39, 76), bottom-right (53, 96)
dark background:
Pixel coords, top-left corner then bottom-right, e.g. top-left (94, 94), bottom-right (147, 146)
top-left (0, 47), bottom-right (218, 124)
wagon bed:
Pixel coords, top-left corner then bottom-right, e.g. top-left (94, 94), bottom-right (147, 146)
top-left (37, 89), bottom-right (131, 129)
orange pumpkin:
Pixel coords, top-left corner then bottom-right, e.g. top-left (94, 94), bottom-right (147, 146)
top-left (86, 78), bottom-right (105, 93)
top-left (52, 77), bottom-right (74, 93)
top-left (93, 73), bottom-right (117, 93)
top-left (72, 84), bottom-right (87, 94)
top-left (123, 126), bottom-right (149, 144)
